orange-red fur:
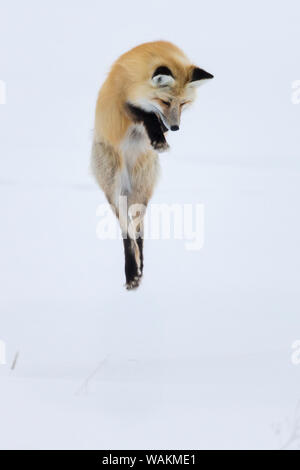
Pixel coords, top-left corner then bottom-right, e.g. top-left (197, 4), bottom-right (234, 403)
top-left (91, 41), bottom-right (211, 289)
top-left (94, 41), bottom-right (196, 147)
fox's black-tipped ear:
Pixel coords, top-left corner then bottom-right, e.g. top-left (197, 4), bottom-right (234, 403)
top-left (152, 65), bottom-right (175, 87)
top-left (152, 66), bottom-right (174, 78)
top-left (189, 67), bottom-right (214, 87)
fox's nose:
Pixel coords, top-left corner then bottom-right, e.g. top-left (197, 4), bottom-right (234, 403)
top-left (170, 125), bottom-right (179, 131)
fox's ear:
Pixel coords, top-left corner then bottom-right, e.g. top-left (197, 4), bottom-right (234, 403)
top-left (152, 66), bottom-right (175, 87)
top-left (188, 67), bottom-right (214, 87)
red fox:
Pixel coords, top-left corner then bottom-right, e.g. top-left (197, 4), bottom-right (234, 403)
top-left (91, 41), bottom-right (213, 289)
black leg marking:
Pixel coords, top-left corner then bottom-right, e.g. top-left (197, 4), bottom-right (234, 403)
top-left (123, 237), bottom-right (140, 289)
top-left (137, 237), bottom-right (144, 276)
top-left (126, 104), bottom-right (169, 152)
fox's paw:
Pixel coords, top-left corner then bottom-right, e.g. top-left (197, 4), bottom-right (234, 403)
top-left (125, 275), bottom-right (141, 290)
top-left (152, 140), bottom-right (170, 153)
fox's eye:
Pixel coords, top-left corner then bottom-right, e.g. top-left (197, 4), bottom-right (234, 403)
top-left (161, 100), bottom-right (171, 107)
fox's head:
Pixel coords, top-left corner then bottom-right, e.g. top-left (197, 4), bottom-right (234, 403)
top-left (123, 41), bottom-right (213, 133)
top-left (147, 65), bottom-right (213, 131)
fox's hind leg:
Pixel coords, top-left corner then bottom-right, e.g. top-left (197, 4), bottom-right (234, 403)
top-left (92, 140), bottom-right (158, 290)
top-left (136, 221), bottom-right (144, 276)
top-left (123, 238), bottom-right (138, 288)
top-left (123, 237), bottom-right (141, 290)
top-left (120, 203), bottom-right (145, 290)
top-left (121, 152), bottom-right (158, 290)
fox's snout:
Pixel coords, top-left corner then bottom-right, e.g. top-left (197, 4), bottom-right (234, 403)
top-left (169, 106), bottom-right (180, 131)
top-left (162, 102), bottom-right (181, 132)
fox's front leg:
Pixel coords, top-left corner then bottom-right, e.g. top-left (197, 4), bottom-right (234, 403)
top-left (126, 104), bottom-right (169, 152)
top-left (146, 115), bottom-right (169, 152)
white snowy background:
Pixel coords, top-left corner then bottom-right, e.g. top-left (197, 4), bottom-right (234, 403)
top-left (0, 0), bottom-right (300, 450)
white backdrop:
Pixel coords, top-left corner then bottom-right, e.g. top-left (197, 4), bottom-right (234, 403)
top-left (0, 0), bottom-right (300, 450)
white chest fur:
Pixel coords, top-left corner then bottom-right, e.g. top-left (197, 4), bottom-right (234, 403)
top-left (119, 123), bottom-right (150, 195)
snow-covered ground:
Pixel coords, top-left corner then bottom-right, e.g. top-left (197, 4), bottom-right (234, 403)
top-left (0, 0), bottom-right (300, 450)
top-left (1, 155), bottom-right (299, 450)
